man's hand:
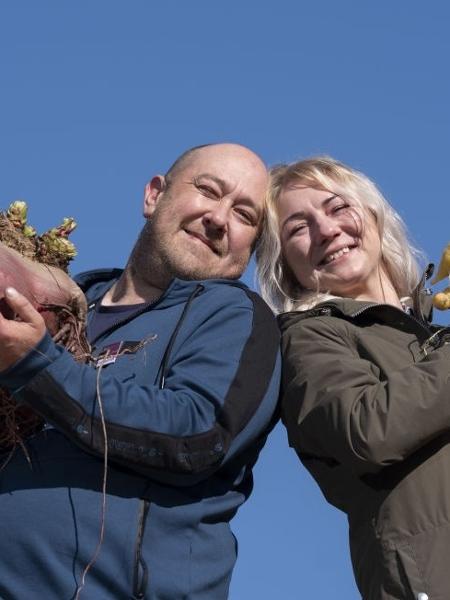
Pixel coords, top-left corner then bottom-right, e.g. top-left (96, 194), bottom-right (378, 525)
top-left (0, 287), bottom-right (46, 372)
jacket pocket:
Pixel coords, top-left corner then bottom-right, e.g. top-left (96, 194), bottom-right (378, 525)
top-left (395, 523), bottom-right (450, 600)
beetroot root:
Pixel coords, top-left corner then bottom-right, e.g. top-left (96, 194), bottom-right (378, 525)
top-left (0, 240), bottom-right (90, 452)
top-left (0, 242), bottom-right (87, 349)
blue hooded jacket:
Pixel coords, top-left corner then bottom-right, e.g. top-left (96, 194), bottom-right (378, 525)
top-left (0, 270), bottom-right (280, 599)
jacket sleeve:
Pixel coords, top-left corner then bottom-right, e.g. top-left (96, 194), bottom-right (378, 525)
top-left (0, 289), bottom-right (280, 484)
top-left (281, 316), bottom-right (450, 476)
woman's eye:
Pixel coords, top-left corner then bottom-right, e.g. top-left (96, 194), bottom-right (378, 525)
top-left (289, 223), bottom-right (307, 236)
top-left (332, 203), bottom-right (350, 213)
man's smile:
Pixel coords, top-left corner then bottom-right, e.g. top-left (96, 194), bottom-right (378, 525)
top-left (184, 229), bottom-right (222, 255)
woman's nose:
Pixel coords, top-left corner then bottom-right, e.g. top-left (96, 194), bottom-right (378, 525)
top-left (313, 215), bottom-right (340, 242)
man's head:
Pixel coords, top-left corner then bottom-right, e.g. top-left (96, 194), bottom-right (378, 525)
top-left (138, 143), bottom-right (268, 284)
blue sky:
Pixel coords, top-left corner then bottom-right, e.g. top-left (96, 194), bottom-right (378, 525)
top-left (1, 2), bottom-right (450, 598)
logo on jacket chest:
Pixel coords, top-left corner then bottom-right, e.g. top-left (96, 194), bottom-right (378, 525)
top-left (94, 336), bottom-right (157, 368)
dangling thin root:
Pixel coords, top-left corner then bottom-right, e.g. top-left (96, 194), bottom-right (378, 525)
top-left (74, 362), bottom-right (108, 600)
top-left (73, 335), bottom-right (156, 598)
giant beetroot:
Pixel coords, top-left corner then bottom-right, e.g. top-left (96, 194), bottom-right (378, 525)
top-left (0, 202), bottom-right (89, 453)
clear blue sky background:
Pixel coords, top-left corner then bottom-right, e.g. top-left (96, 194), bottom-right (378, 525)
top-left (1, 2), bottom-right (450, 598)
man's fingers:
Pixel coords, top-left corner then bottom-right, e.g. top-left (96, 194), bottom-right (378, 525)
top-left (4, 287), bottom-right (42, 327)
top-left (0, 297), bottom-right (15, 320)
top-left (0, 287), bottom-right (47, 371)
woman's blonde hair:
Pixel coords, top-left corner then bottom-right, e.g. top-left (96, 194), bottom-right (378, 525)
top-left (256, 156), bottom-right (424, 313)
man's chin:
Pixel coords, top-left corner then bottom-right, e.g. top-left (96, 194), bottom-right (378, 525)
top-left (162, 249), bottom-right (249, 282)
top-left (173, 264), bottom-right (246, 282)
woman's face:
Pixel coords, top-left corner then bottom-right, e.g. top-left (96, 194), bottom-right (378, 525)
top-left (277, 185), bottom-right (387, 301)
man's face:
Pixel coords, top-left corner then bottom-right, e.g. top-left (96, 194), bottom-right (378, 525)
top-left (142, 144), bottom-right (268, 282)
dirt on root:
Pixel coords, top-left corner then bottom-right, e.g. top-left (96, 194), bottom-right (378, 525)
top-left (0, 214), bottom-right (37, 262)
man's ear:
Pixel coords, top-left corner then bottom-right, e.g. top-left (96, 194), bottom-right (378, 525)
top-left (143, 175), bottom-right (166, 218)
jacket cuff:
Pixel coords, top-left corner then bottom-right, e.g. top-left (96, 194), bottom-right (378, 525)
top-left (0, 332), bottom-right (63, 393)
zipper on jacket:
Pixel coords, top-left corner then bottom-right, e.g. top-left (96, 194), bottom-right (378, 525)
top-left (158, 284), bottom-right (204, 388)
top-left (125, 283), bottom-right (203, 598)
top-left (84, 282), bottom-right (204, 598)
top-left (131, 499), bottom-right (150, 599)
top-left (420, 326), bottom-right (450, 357)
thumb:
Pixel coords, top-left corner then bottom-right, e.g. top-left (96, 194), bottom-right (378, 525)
top-left (4, 287), bottom-right (41, 326)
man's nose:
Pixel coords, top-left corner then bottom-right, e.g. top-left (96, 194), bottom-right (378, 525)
top-left (203, 203), bottom-right (230, 231)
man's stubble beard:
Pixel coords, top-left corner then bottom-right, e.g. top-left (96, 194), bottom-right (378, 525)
top-left (134, 219), bottom-right (250, 283)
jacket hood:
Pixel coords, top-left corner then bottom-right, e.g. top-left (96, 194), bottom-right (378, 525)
top-left (74, 268), bottom-right (123, 299)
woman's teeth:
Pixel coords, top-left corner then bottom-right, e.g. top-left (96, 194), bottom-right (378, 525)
top-left (324, 246), bottom-right (350, 264)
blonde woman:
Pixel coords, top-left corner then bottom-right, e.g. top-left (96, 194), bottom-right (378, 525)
top-left (257, 156), bottom-right (450, 600)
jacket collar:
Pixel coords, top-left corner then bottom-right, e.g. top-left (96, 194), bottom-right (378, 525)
top-left (278, 265), bottom-right (435, 330)
top-left (74, 268), bottom-right (249, 309)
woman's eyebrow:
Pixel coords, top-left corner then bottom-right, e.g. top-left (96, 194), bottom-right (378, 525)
top-left (280, 211), bottom-right (306, 230)
top-left (323, 194), bottom-right (338, 205)
top-left (280, 194), bottom-right (338, 231)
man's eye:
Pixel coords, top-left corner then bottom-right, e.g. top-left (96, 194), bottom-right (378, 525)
top-left (197, 184), bottom-right (218, 197)
top-left (235, 208), bottom-right (255, 225)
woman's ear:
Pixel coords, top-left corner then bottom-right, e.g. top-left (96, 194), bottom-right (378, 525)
top-left (143, 175), bottom-right (166, 218)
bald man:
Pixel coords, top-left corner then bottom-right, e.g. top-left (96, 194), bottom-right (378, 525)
top-left (0, 144), bottom-right (280, 599)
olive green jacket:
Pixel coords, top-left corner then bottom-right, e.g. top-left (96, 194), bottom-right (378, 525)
top-left (280, 286), bottom-right (450, 600)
